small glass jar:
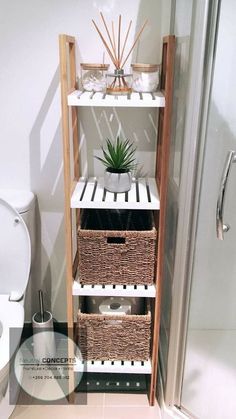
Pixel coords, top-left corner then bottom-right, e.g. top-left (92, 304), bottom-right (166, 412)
top-left (81, 63), bottom-right (109, 92)
top-left (106, 69), bottom-right (132, 95)
top-left (131, 64), bottom-right (160, 93)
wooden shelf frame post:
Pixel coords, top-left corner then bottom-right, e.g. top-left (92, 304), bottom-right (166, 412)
top-left (149, 35), bottom-right (175, 405)
top-left (59, 34), bottom-right (79, 400)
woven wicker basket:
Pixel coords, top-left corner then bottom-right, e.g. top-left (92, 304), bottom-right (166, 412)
top-left (77, 298), bottom-right (151, 361)
top-left (77, 209), bottom-right (157, 285)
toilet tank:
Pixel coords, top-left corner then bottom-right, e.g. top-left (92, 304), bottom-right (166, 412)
top-left (0, 189), bottom-right (36, 264)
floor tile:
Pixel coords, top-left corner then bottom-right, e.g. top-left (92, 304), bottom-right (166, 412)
top-left (75, 392), bottom-right (105, 406)
top-left (105, 392), bottom-right (150, 407)
top-left (11, 392), bottom-right (160, 419)
top-left (11, 404), bottom-right (104, 419)
top-left (104, 405), bottom-right (161, 419)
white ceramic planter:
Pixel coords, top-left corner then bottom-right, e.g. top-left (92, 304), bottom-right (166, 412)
top-left (104, 170), bottom-right (132, 193)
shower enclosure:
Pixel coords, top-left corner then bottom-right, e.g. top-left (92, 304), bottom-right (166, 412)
top-left (161, 0), bottom-right (236, 418)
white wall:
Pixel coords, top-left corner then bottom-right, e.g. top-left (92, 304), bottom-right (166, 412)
top-left (0, 0), bottom-right (170, 321)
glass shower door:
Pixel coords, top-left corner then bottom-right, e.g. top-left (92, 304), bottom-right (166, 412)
top-left (181, 1), bottom-right (236, 418)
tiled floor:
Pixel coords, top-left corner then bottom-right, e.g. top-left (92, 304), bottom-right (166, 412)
top-left (11, 393), bottom-right (161, 419)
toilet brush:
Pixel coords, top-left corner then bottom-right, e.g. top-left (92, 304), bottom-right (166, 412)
top-left (39, 289), bottom-right (44, 323)
top-left (32, 290), bottom-right (55, 359)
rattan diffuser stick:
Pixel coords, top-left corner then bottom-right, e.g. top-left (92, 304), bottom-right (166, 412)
top-left (100, 12), bottom-right (117, 63)
top-left (92, 13), bottom-right (148, 70)
top-left (120, 19), bottom-right (148, 68)
top-left (120, 20), bottom-right (132, 67)
top-left (92, 19), bottom-right (117, 67)
top-left (117, 14), bottom-right (121, 67)
top-left (112, 21), bottom-right (117, 63)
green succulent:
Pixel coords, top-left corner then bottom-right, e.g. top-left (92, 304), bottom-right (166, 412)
top-left (95, 136), bottom-right (137, 173)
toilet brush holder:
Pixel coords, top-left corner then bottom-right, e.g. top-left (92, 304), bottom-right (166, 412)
top-left (32, 291), bottom-right (56, 360)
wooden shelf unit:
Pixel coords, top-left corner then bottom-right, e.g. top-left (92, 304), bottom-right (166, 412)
top-left (59, 33), bottom-right (175, 406)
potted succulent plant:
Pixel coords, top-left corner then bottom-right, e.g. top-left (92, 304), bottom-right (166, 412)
top-left (95, 136), bottom-right (137, 193)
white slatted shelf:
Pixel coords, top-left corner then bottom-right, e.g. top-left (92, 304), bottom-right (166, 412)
top-left (68, 90), bottom-right (165, 107)
top-left (71, 177), bottom-right (160, 210)
top-left (73, 280), bottom-right (156, 298)
top-left (74, 359), bottom-right (152, 374)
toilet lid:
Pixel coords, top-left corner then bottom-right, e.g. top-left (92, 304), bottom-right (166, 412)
top-left (0, 198), bottom-right (31, 299)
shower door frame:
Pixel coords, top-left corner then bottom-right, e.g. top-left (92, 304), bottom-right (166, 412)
top-left (163, 0), bottom-right (221, 414)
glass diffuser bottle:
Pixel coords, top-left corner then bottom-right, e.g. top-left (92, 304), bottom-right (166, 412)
top-left (106, 68), bottom-right (132, 95)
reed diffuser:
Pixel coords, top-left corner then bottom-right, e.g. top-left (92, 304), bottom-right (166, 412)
top-left (92, 13), bottom-right (148, 95)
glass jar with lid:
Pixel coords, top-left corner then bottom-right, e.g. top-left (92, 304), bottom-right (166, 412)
top-left (81, 63), bottom-right (109, 92)
top-left (131, 64), bottom-right (160, 93)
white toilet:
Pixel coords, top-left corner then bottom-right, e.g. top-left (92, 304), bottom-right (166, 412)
top-left (0, 190), bottom-right (35, 418)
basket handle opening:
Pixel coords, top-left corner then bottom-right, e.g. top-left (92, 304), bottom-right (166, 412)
top-left (106, 237), bottom-right (126, 244)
